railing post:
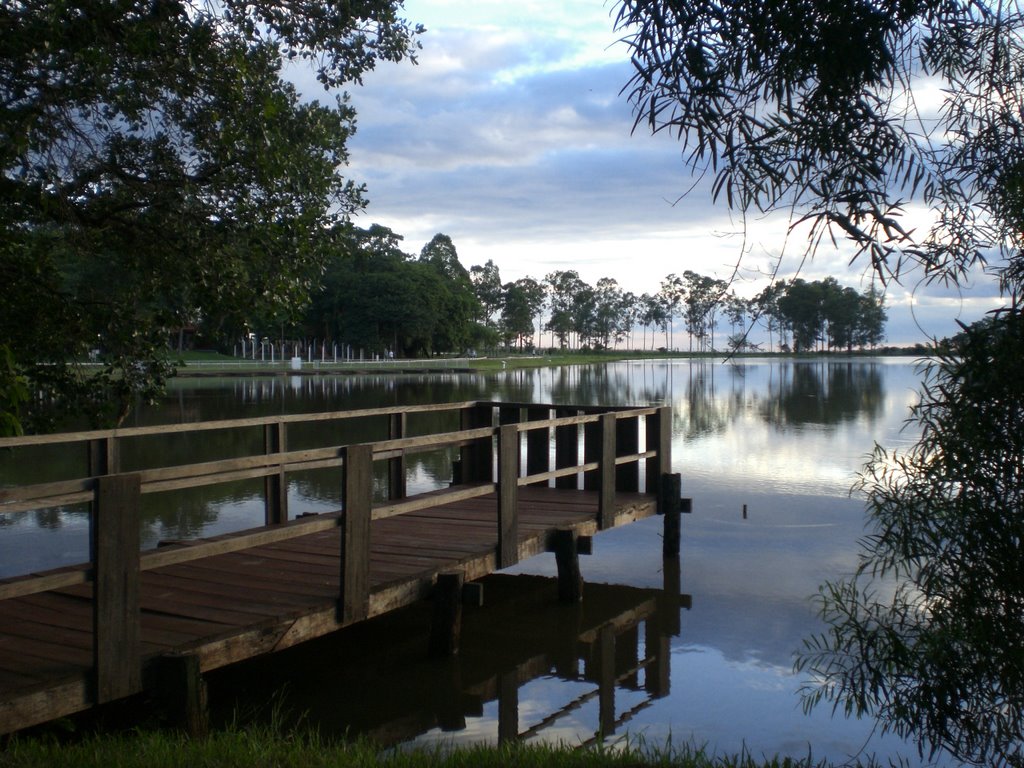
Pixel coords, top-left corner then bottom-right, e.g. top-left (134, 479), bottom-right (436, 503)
top-left (498, 424), bottom-right (519, 569)
top-left (583, 416), bottom-right (601, 491)
top-left (88, 436), bottom-right (120, 477)
top-left (525, 406), bottom-right (550, 486)
top-left (646, 406), bottom-right (672, 493)
top-left (460, 404), bottom-right (493, 483)
top-left (264, 422), bottom-right (288, 525)
top-left (340, 444), bottom-right (372, 623)
top-left (93, 473), bottom-right (141, 703)
top-left (598, 413), bottom-right (616, 529)
top-left (554, 407), bottom-right (578, 489)
top-left (387, 412), bottom-right (407, 500)
top-left (498, 404), bottom-right (522, 427)
top-left (615, 414), bottom-right (639, 492)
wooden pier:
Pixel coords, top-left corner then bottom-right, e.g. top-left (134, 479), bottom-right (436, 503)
top-left (0, 401), bottom-right (681, 735)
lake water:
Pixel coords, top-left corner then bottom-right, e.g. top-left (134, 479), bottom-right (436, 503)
top-left (0, 357), bottom-right (954, 765)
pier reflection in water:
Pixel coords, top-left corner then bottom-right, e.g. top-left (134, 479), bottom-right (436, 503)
top-left (207, 570), bottom-right (689, 748)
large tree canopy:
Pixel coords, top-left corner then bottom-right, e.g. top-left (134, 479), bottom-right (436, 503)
top-left (616, 0), bottom-right (1024, 762)
top-left (0, 0), bottom-right (422, 430)
top-left (799, 311), bottom-right (1024, 765)
top-left (616, 0), bottom-right (1024, 291)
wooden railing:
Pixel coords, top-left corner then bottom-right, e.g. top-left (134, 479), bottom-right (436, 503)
top-left (0, 401), bottom-right (672, 703)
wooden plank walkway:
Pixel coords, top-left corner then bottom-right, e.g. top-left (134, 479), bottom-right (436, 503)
top-left (0, 400), bottom-right (679, 735)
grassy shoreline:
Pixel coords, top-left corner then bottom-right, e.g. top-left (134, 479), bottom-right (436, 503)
top-left (170, 347), bottom-right (925, 377)
top-left (0, 726), bottom-right (878, 768)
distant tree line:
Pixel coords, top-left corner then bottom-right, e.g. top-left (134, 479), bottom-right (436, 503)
top-left (232, 224), bottom-right (886, 357)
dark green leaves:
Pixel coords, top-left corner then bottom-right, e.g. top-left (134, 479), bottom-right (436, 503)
top-left (615, 0), bottom-right (1023, 289)
top-left (0, 0), bottom-right (421, 430)
top-left (796, 309), bottom-right (1024, 764)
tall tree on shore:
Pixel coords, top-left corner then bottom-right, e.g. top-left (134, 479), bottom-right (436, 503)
top-left (658, 274), bottom-right (684, 350)
top-left (0, 0), bottom-right (422, 431)
top-left (544, 270), bottom-right (587, 349)
top-left (418, 234), bottom-right (481, 354)
top-left (500, 279), bottom-right (541, 350)
top-left (470, 260), bottom-right (504, 329)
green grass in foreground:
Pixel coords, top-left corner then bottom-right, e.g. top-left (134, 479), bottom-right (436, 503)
top-left (0, 726), bottom-right (889, 768)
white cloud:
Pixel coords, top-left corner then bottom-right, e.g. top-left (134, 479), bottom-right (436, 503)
top-left (337, 0), bottom-right (1007, 342)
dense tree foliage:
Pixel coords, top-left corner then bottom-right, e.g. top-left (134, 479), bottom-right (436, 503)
top-left (615, 0), bottom-right (1023, 761)
top-left (304, 226), bottom-right (483, 358)
top-left (296, 245), bottom-right (885, 357)
top-left (615, 0), bottom-right (1023, 289)
top-left (0, 0), bottom-right (422, 429)
top-left (774, 277), bottom-right (886, 353)
top-left (798, 312), bottom-right (1024, 764)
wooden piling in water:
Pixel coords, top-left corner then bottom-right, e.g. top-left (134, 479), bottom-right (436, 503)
top-left (552, 528), bottom-right (584, 603)
top-left (154, 653), bottom-right (208, 738)
top-left (660, 473), bottom-right (682, 559)
top-left (429, 571), bottom-right (465, 657)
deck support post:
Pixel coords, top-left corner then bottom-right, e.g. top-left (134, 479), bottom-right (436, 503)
top-left (429, 570), bottom-right (465, 657)
top-left (660, 473), bottom-right (682, 559)
top-left (598, 413), bottom-right (616, 530)
top-left (93, 473), bottom-right (142, 704)
top-left (154, 653), bottom-right (208, 738)
top-left (498, 424), bottom-right (519, 568)
top-left (340, 444), bottom-right (372, 624)
top-left (264, 422), bottom-right (288, 525)
top-left (552, 528), bottom-right (583, 603)
top-left (387, 412), bottom-right (407, 500)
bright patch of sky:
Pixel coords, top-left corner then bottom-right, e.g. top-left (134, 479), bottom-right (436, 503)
top-left (331, 0), bottom-right (1008, 346)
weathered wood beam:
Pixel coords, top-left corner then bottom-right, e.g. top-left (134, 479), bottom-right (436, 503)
top-left (264, 422), bottom-right (288, 525)
top-left (340, 444), bottom-right (372, 624)
top-left (387, 412), bottom-right (407, 500)
top-left (498, 425), bottom-right (519, 569)
top-left (598, 413), bottom-right (617, 530)
top-left (92, 473), bottom-right (142, 704)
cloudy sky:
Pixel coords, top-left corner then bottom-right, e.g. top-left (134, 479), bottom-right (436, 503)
top-left (330, 0), bottom-right (1005, 346)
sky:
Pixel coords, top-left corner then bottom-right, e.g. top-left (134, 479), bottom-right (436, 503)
top-left (315, 0), bottom-right (1006, 346)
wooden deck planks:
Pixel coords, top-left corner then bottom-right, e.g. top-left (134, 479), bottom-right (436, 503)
top-left (0, 487), bottom-right (658, 734)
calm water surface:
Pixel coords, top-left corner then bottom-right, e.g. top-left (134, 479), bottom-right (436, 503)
top-left (1, 358), bottom-right (952, 764)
